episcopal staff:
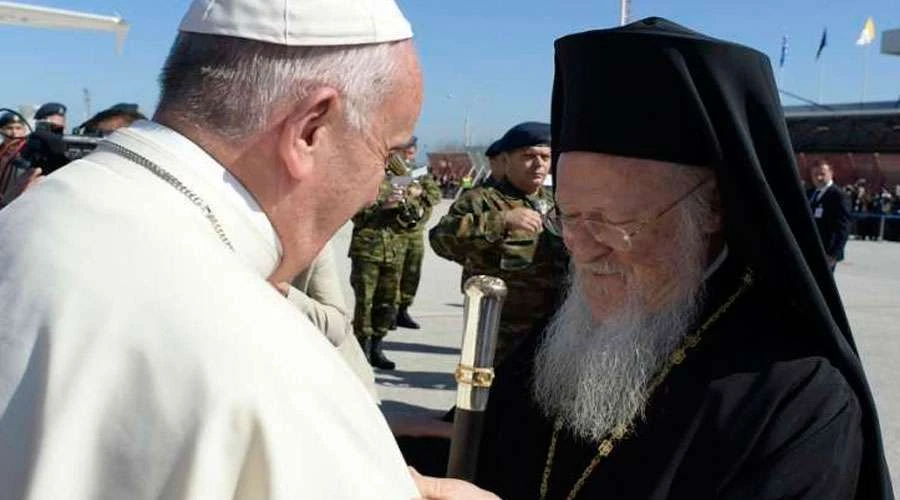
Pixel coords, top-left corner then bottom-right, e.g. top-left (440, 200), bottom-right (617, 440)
top-left (447, 275), bottom-right (507, 481)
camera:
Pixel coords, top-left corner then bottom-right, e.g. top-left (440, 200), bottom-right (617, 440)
top-left (17, 125), bottom-right (101, 175)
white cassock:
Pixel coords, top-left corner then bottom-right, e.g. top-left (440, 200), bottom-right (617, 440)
top-left (0, 121), bottom-right (418, 499)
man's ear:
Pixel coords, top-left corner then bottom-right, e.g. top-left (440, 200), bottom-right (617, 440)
top-left (278, 87), bottom-right (341, 181)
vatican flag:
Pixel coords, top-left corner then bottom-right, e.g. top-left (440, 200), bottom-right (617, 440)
top-left (856, 17), bottom-right (876, 46)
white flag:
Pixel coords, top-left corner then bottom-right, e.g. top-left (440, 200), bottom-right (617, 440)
top-left (856, 17), bottom-right (876, 46)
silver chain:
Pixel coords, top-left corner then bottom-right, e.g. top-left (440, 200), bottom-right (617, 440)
top-left (101, 140), bottom-right (235, 251)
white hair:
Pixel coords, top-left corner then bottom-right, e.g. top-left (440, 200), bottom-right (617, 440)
top-left (532, 178), bottom-right (716, 443)
top-left (156, 32), bottom-right (402, 141)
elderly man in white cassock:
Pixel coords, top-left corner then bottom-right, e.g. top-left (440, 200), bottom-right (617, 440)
top-left (0, 0), bottom-right (496, 498)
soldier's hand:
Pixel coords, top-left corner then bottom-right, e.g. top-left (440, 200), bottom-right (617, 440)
top-left (383, 188), bottom-right (406, 208)
top-left (503, 207), bottom-right (543, 233)
top-left (407, 183), bottom-right (423, 198)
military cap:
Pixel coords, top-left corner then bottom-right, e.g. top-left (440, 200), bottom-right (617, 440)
top-left (490, 122), bottom-right (550, 157)
top-left (34, 102), bottom-right (67, 120)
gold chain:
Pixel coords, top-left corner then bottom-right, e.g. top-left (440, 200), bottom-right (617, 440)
top-left (539, 269), bottom-right (754, 500)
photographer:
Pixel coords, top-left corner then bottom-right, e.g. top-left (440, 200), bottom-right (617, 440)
top-left (0, 103), bottom-right (70, 207)
top-left (20, 102), bottom-right (71, 176)
top-left (1, 102), bottom-right (133, 208)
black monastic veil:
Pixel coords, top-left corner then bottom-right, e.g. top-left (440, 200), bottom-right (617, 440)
top-left (540, 17), bottom-right (892, 499)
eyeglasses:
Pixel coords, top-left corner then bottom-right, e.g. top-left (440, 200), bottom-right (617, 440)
top-left (544, 176), bottom-right (713, 252)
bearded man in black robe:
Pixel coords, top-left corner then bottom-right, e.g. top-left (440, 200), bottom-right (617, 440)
top-left (470, 18), bottom-right (893, 500)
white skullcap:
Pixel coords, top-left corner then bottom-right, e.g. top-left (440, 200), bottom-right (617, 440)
top-left (178, 0), bottom-right (413, 46)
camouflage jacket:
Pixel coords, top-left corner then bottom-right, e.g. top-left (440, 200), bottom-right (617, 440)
top-left (429, 181), bottom-right (567, 294)
top-left (349, 178), bottom-right (407, 263)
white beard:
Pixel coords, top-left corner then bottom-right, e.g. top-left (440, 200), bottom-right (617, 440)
top-left (532, 215), bottom-right (710, 443)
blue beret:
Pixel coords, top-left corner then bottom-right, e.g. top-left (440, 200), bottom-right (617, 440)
top-left (34, 102), bottom-right (67, 120)
top-left (485, 139), bottom-right (500, 158)
top-left (489, 121), bottom-right (550, 157)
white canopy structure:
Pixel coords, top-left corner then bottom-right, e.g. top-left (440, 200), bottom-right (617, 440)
top-left (0, 2), bottom-right (129, 54)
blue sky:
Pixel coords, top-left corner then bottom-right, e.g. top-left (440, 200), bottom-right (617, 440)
top-left (2, 0), bottom-right (899, 153)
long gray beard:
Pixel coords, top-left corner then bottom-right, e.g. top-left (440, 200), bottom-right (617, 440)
top-left (532, 232), bottom-right (709, 443)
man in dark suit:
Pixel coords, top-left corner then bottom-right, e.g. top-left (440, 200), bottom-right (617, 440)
top-left (808, 161), bottom-right (851, 270)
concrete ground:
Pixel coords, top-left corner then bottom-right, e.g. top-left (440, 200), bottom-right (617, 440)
top-left (331, 200), bottom-right (900, 491)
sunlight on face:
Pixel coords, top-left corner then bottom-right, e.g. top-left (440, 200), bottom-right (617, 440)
top-left (504, 145), bottom-right (550, 194)
top-left (555, 152), bottom-right (709, 319)
top-left (1, 123), bottom-right (27, 139)
top-left (809, 163), bottom-right (833, 189)
top-left (335, 41), bottom-right (423, 214)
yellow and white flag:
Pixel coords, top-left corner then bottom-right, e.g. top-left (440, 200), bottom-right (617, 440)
top-left (856, 17), bottom-right (876, 46)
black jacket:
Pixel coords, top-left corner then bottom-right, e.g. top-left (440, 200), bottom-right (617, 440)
top-left (807, 184), bottom-right (851, 261)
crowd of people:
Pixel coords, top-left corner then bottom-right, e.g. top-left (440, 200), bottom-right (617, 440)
top-left (0, 1), bottom-right (894, 499)
top-left (846, 181), bottom-right (900, 215)
top-left (843, 180), bottom-right (900, 241)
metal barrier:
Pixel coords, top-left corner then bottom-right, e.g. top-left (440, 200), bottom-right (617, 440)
top-left (851, 212), bottom-right (900, 241)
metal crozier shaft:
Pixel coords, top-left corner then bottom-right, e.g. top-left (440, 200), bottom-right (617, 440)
top-left (446, 275), bottom-right (507, 481)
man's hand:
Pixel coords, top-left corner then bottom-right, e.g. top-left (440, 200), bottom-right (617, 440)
top-left (503, 207), bottom-right (543, 233)
top-left (409, 467), bottom-right (499, 500)
top-left (383, 188), bottom-right (406, 209)
top-left (826, 255), bottom-right (837, 268)
top-left (407, 183), bottom-right (423, 198)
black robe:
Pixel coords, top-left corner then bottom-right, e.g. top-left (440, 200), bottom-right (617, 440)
top-left (400, 18), bottom-right (892, 498)
top-left (541, 18), bottom-right (891, 498)
top-left (475, 258), bottom-right (865, 499)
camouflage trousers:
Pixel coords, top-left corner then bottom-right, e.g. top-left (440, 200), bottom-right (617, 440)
top-left (350, 258), bottom-right (403, 340)
top-left (398, 230), bottom-right (425, 307)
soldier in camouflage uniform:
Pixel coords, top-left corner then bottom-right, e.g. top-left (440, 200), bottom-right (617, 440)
top-left (348, 155), bottom-right (413, 370)
top-left (394, 136), bottom-right (443, 329)
top-left (429, 122), bottom-right (568, 365)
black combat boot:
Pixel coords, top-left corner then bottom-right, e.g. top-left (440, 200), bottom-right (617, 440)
top-left (395, 305), bottom-right (420, 329)
top-left (369, 337), bottom-right (396, 370)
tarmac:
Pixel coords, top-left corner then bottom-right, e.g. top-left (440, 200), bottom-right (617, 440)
top-left (331, 199), bottom-right (900, 491)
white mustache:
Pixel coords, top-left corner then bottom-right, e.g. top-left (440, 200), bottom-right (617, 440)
top-left (578, 260), bottom-right (629, 277)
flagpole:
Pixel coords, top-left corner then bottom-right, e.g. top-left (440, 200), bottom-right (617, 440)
top-left (817, 55), bottom-right (825, 103)
top-left (777, 35), bottom-right (787, 89)
top-left (862, 44), bottom-right (871, 103)
top-left (815, 28), bottom-right (827, 104)
top-left (619, 0), bottom-right (631, 26)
